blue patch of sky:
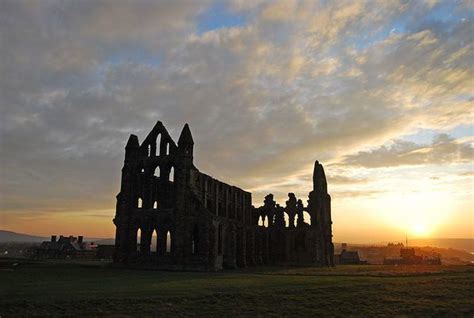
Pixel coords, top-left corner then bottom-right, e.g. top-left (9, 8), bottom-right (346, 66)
top-left (425, 1), bottom-right (460, 23)
top-left (350, 16), bottom-right (409, 50)
top-left (196, 1), bottom-right (247, 34)
top-left (406, 1), bottom-right (470, 34)
top-left (400, 124), bottom-right (473, 145)
top-left (400, 129), bottom-right (439, 145)
top-left (88, 48), bottom-right (161, 88)
top-left (350, 1), bottom-right (471, 51)
top-left (447, 124), bottom-right (474, 140)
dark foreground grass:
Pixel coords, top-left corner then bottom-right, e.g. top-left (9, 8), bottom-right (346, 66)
top-left (1, 259), bottom-right (473, 317)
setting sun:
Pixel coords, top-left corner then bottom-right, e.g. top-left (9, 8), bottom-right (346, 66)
top-left (411, 223), bottom-right (428, 237)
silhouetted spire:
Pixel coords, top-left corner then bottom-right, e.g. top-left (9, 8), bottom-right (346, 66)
top-left (313, 160), bottom-right (328, 193)
top-left (178, 123), bottom-right (194, 146)
top-left (125, 134), bottom-right (139, 148)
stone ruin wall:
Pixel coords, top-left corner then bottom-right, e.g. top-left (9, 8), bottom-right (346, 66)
top-left (113, 121), bottom-right (334, 271)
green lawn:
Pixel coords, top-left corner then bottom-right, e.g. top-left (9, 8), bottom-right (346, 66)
top-left (1, 259), bottom-right (473, 317)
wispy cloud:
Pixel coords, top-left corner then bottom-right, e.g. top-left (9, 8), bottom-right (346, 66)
top-left (339, 134), bottom-right (473, 168)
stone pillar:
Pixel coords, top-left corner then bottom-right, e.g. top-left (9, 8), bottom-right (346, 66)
top-left (224, 187), bottom-right (229, 218)
top-left (208, 222), bottom-right (219, 271)
top-left (128, 228), bottom-right (138, 255)
top-left (157, 230), bottom-right (167, 255)
top-left (246, 229), bottom-right (255, 266)
top-left (285, 193), bottom-right (297, 228)
top-left (204, 178), bottom-right (208, 208)
top-left (215, 184), bottom-right (219, 216)
top-left (255, 230), bottom-right (263, 265)
top-left (140, 228), bottom-right (152, 255)
top-left (223, 225), bottom-right (237, 269)
top-left (174, 124), bottom-right (195, 267)
top-left (114, 134), bottom-right (140, 263)
top-left (236, 226), bottom-right (246, 268)
top-left (310, 160), bottom-right (334, 267)
top-left (262, 230), bottom-right (269, 265)
top-left (143, 174), bottom-right (153, 209)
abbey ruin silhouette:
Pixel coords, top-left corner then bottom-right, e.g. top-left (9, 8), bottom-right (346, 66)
top-left (113, 121), bottom-right (334, 270)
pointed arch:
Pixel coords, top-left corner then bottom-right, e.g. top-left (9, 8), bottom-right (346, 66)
top-left (154, 166), bottom-right (160, 178)
top-left (303, 211), bottom-right (311, 225)
top-left (151, 229), bottom-right (158, 252)
top-left (166, 231), bottom-right (171, 253)
top-left (138, 197), bottom-right (143, 208)
top-left (169, 167), bottom-right (174, 182)
top-left (153, 201), bottom-right (158, 209)
top-left (157, 133), bottom-right (163, 155)
top-left (136, 228), bottom-right (142, 252)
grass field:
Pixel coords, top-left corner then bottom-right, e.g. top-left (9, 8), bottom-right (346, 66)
top-left (1, 259), bottom-right (473, 317)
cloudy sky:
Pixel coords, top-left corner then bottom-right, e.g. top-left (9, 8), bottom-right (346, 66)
top-left (1, 0), bottom-right (472, 242)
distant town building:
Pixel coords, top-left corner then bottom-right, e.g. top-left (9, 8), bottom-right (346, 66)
top-left (387, 242), bottom-right (404, 247)
top-left (383, 247), bottom-right (441, 265)
top-left (335, 244), bottom-right (367, 265)
top-left (36, 235), bottom-right (97, 259)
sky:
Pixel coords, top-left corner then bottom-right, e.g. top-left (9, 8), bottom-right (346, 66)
top-left (0, 0), bottom-right (473, 243)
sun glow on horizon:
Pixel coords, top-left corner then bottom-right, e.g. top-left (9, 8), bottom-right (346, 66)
top-left (372, 182), bottom-right (452, 239)
top-left (411, 223), bottom-right (429, 237)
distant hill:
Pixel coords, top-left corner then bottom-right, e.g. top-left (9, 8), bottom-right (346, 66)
top-left (336, 238), bottom-right (474, 253)
top-left (93, 238), bottom-right (115, 245)
top-left (2, 230), bottom-right (470, 252)
top-left (0, 230), bottom-right (47, 242)
top-left (408, 238), bottom-right (474, 253)
top-left (334, 243), bottom-right (474, 265)
top-left (0, 230), bottom-right (115, 244)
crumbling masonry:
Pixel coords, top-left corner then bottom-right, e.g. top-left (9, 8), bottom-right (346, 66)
top-left (114, 121), bottom-right (334, 270)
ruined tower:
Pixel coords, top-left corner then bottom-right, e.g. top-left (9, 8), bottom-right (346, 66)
top-left (307, 161), bottom-right (335, 266)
